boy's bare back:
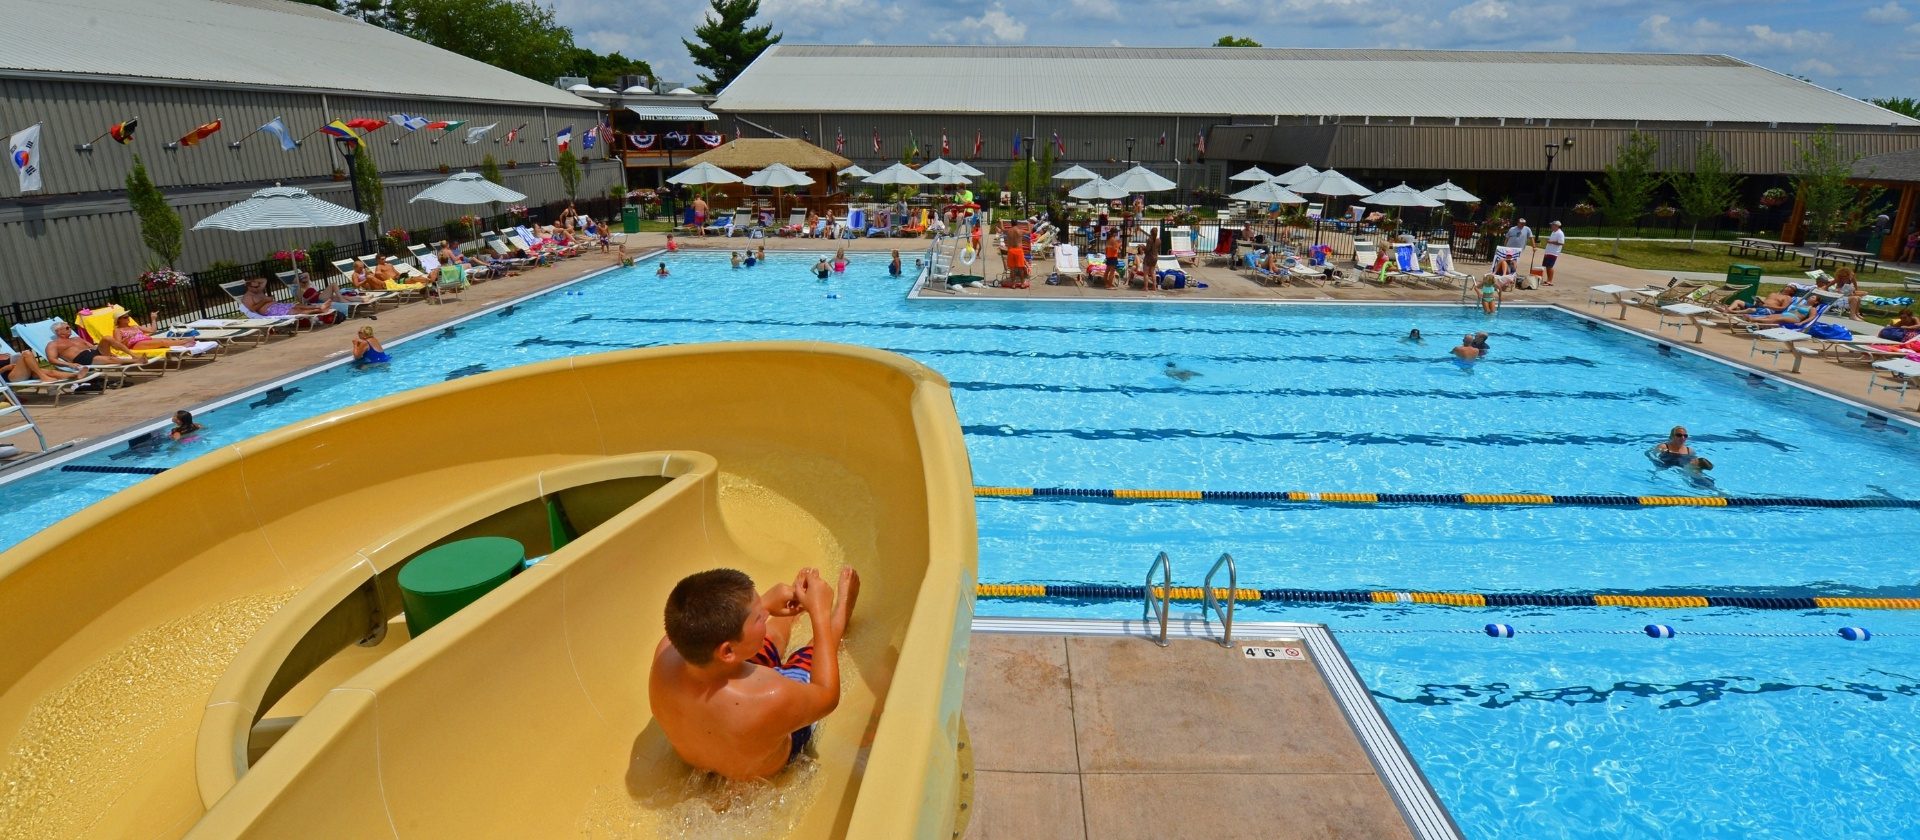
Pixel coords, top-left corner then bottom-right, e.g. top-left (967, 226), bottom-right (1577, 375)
top-left (649, 567), bottom-right (859, 780)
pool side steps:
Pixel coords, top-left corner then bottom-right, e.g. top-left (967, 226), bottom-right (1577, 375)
top-left (972, 486), bottom-right (1920, 509)
top-left (974, 583), bottom-right (1920, 611)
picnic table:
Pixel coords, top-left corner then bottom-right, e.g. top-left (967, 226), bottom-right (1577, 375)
top-left (1728, 237), bottom-right (1793, 260)
top-left (1804, 246), bottom-right (1881, 273)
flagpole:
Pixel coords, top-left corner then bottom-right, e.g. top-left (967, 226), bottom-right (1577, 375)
top-left (227, 122), bottom-right (269, 150)
top-left (76, 116), bottom-right (137, 152)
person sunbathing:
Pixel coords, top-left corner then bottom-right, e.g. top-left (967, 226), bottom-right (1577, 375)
top-left (1728, 288), bottom-right (1794, 314)
top-left (1, 348), bottom-right (83, 383)
top-left (1745, 296), bottom-right (1819, 326)
top-left (650, 567), bottom-right (859, 780)
top-left (240, 277), bottom-right (332, 321)
top-left (44, 321), bottom-right (140, 368)
top-left (113, 312), bottom-right (219, 355)
top-left (349, 259), bottom-right (383, 291)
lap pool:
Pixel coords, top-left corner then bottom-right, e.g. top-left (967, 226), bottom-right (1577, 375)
top-left (4, 251), bottom-right (1918, 839)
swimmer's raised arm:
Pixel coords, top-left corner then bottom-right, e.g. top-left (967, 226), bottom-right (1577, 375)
top-left (764, 569), bottom-right (843, 730)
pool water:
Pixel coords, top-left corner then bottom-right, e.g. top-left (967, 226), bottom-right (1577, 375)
top-left (6, 250), bottom-right (1920, 839)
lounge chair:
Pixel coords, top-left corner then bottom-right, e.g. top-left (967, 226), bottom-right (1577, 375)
top-left (1868, 358), bottom-right (1920, 404)
top-left (1353, 240), bottom-right (1379, 271)
top-left (0, 367), bottom-right (102, 404)
top-left (844, 209), bottom-right (867, 239)
top-left (1389, 244), bottom-right (1445, 286)
top-left (219, 281), bottom-right (329, 330)
top-left (76, 305), bottom-right (221, 366)
top-left (11, 319), bottom-right (166, 386)
top-left (415, 253), bottom-right (467, 302)
top-left (1154, 257), bottom-right (1189, 289)
top-left (703, 214), bottom-right (734, 237)
top-left (1426, 245), bottom-right (1471, 286)
top-left (516, 226), bottom-right (579, 258)
top-left (1052, 244), bottom-right (1085, 286)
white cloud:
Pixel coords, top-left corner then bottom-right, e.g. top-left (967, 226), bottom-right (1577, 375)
top-left (1450, 0), bottom-right (1514, 26)
top-left (1064, 0), bottom-right (1123, 22)
top-left (1866, 1), bottom-right (1909, 23)
top-left (1793, 58), bottom-right (1838, 77)
top-left (1639, 14), bottom-right (1831, 55)
top-left (936, 3), bottom-right (1028, 44)
top-left (1744, 24), bottom-right (1832, 52)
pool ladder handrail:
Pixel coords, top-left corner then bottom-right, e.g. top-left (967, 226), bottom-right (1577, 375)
top-left (0, 379), bottom-right (51, 454)
top-left (1142, 551), bottom-right (1172, 647)
top-left (1201, 552), bottom-right (1237, 648)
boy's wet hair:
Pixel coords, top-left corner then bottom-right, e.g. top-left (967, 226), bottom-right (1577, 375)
top-left (664, 569), bottom-right (756, 665)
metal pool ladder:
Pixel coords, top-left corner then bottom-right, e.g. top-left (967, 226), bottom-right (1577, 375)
top-left (0, 380), bottom-right (60, 470)
top-left (1142, 551), bottom-right (1172, 646)
top-left (1201, 552), bottom-right (1238, 648)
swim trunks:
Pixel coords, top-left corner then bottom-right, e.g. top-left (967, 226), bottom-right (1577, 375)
top-left (72, 349), bottom-right (98, 365)
top-left (750, 638), bottom-right (816, 761)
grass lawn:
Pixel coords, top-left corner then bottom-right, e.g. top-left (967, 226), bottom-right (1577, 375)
top-left (1563, 238), bottom-right (1905, 282)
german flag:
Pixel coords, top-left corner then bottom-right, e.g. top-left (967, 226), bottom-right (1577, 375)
top-left (109, 117), bottom-right (138, 144)
top-left (320, 120), bottom-right (362, 148)
top-left (176, 119), bottom-right (222, 147)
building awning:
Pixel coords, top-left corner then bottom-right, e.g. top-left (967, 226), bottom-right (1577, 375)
top-left (626, 104), bottom-right (716, 122)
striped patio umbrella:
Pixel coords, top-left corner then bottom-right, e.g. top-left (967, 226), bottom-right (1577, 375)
top-left (409, 171), bottom-right (528, 205)
top-left (192, 185), bottom-right (370, 272)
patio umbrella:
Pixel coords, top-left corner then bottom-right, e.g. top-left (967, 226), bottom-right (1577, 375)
top-left (665, 161), bottom-right (744, 188)
top-left (838, 164), bottom-right (873, 179)
top-left (1228, 181), bottom-right (1307, 204)
top-left (1421, 180), bottom-right (1480, 204)
top-left (1052, 164), bottom-right (1099, 181)
top-left (408, 172), bottom-right (528, 244)
top-left (863, 163), bottom-right (934, 186)
top-left (1289, 168), bottom-right (1371, 246)
top-left (1362, 183), bottom-right (1443, 209)
top-left (1271, 164), bottom-right (1319, 187)
top-left (192, 184), bottom-right (369, 273)
top-left (918, 158), bottom-right (962, 177)
top-left (951, 161), bottom-right (984, 177)
top-left (1107, 165), bottom-right (1177, 194)
top-left (1067, 177), bottom-right (1128, 201)
top-left (930, 171), bottom-right (972, 185)
top-left (1229, 166), bottom-right (1274, 182)
top-left (743, 163), bottom-right (815, 219)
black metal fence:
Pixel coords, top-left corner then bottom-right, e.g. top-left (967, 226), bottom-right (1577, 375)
top-left (3, 197), bottom-right (625, 350)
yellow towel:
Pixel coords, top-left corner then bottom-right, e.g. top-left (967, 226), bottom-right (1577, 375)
top-left (77, 305), bottom-right (168, 360)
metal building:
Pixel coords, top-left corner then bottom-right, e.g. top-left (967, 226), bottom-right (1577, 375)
top-left (0, 0), bottom-right (617, 301)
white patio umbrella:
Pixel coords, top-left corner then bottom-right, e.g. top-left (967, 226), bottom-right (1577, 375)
top-left (918, 158), bottom-right (963, 177)
top-left (1362, 183), bottom-right (1443, 209)
top-left (1229, 166), bottom-right (1274, 182)
top-left (1421, 180), bottom-right (1480, 204)
top-left (863, 163), bottom-right (934, 186)
top-left (1052, 164), bottom-right (1099, 181)
top-left (1067, 177), bottom-right (1128, 201)
top-left (665, 161), bottom-right (744, 187)
top-left (1271, 164), bottom-right (1319, 187)
top-left (838, 164), bottom-right (873, 179)
top-left (930, 171), bottom-right (972, 185)
top-left (951, 161), bottom-right (985, 177)
top-left (1228, 181), bottom-right (1307, 204)
top-left (743, 163), bottom-right (816, 219)
top-left (1107, 165), bottom-right (1177, 194)
top-left (410, 171), bottom-right (528, 205)
top-left (192, 184), bottom-right (370, 273)
top-left (1290, 169), bottom-right (1372, 246)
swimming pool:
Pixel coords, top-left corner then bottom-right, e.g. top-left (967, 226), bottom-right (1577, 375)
top-left (5, 251), bottom-right (1918, 839)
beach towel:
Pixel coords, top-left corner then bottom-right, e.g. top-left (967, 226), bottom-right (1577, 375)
top-left (1395, 244), bottom-right (1418, 272)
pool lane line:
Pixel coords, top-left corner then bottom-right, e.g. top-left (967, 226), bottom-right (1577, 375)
top-left (974, 583), bottom-right (1920, 611)
top-left (972, 486), bottom-right (1920, 509)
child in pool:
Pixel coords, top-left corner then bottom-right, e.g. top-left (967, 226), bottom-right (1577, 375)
top-left (170, 410), bottom-right (204, 441)
top-left (832, 247), bottom-right (848, 272)
top-left (744, 252), bottom-right (758, 268)
top-left (889, 249), bottom-right (902, 277)
top-left (352, 326), bottom-right (391, 365)
top-left (813, 258), bottom-right (831, 280)
top-left (756, 244), bottom-right (767, 263)
top-left (657, 262), bottom-right (671, 278)
top-left (1479, 274), bottom-right (1501, 315)
top-left (731, 251), bottom-right (742, 269)
top-left (666, 233), bottom-right (678, 253)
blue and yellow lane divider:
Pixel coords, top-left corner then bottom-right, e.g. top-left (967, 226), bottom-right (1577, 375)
top-left (974, 582), bottom-right (1920, 611)
top-left (972, 486), bottom-right (1920, 509)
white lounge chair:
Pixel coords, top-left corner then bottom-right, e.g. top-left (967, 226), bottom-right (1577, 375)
top-left (415, 253), bottom-right (466, 302)
top-left (0, 370), bottom-right (103, 404)
top-left (220, 281), bottom-right (329, 330)
top-left (1053, 244), bottom-right (1085, 286)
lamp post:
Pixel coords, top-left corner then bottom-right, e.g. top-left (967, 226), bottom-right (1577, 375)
top-left (1022, 135), bottom-right (1035, 215)
top-left (339, 143), bottom-right (370, 244)
top-left (1544, 135), bottom-right (1574, 222)
top-left (1124, 136), bottom-right (1136, 166)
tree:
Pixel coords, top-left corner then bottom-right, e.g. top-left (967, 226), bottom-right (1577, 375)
top-left (351, 143), bottom-right (385, 236)
top-left (1585, 132), bottom-right (1660, 256)
top-left (1669, 141), bottom-right (1743, 251)
top-left (125, 155), bottom-right (183, 267)
top-left (1869, 97), bottom-right (1920, 119)
top-left (388, 0), bottom-right (575, 84)
top-left (566, 48), bottom-right (654, 88)
top-left (1213, 35), bottom-right (1261, 47)
top-left (683, 0), bottom-right (781, 93)
top-left (1791, 126), bottom-right (1885, 245)
top-left (1003, 144), bottom-right (1058, 207)
top-left (557, 148), bottom-right (581, 200)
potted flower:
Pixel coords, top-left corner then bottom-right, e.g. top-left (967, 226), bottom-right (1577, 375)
top-left (1491, 199), bottom-right (1516, 219)
top-left (507, 204), bottom-right (530, 219)
top-left (1759, 187), bottom-right (1788, 208)
top-left (1726, 205), bottom-right (1751, 222)
top-left (379, 227), bottom-right (409, 255)
top-left (437, 163), bottom-right (451, 175)
top-left (271, 249), bottom-right (308, 265)
top-left (506, 159), bottom-right (518, 169)
top-left (330, 168), bottom-right (346, 181)
top-left (1571, 201), bottom-right (1597, 217)
top-left (138, 266), bottom-right (189, 291)
top-left (1653, 205), bottom-right (1678, 219)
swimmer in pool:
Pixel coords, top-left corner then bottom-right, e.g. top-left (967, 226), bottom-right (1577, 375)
top-left (1451, 334), bottom-right (1482, 361)
top-left (730, 251), bottom-right (742, 269)
top-left (1402, 328), bottom-right (1424, 344)
top-left (889, 249), bottom-right (902, 277)
top-left (1163, 361), bottom-right (1200, 382)
top-left (833, 247), bottom-right (848, 272)
top-left (657, 262), bottom-right (671, 278)
top-left (1649, 425), bottom-right (1694, 467)
top-left (169, 410), bottom-right (204, 441)
top-left (650, 566), bottom-right (860, 780)
top-left (813, 258), bottom-right (831, 280)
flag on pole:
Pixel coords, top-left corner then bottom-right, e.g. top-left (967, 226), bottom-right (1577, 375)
top-left (972, 129), bottom-right (983, 158)
top-left (1052, 131), bottom-right (1065, 155)
top-left (465, 123), bottom-right (497, 144)
top-left (1195, 130), bottom-right (1206, 156)
top-left (801, 127), bottom-right (811, 142)
top-left (177, 119), bottom-right (223, 147)
top-left (9, 123), bottom-right (42, 193)
top-left (391, 114), bottom-right (429, 132)
top-left (504, 124), bottom-right (521, 144)
top-left (345, 118), bottom-right (388, 133)
top-left (320, 119), bottom-right (361, 148)
top-left (941, 131), bottom-right (950, 156)
top-left (259, 117), bottom-right (297, 151)
top-left (425, 120), bottom-right (465, 131)
top-left (1011, 133), bottom-right (1022, 158)
top-left (109, 117), bottom-right (139, 144)
top-left (555, 125), bottom-right (573, 151)
top-left (835, 127), bottom-right (845, 153)
top-left (906, 130), bottom-right (918, 162)
top-left (582, 126), bottom-right (597, 150)
top-left (872, 127), bottom-right (880, 154)
top-left (1158, 131), bottom-right (1167, 146)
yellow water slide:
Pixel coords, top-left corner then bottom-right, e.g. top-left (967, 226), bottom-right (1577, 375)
top-left (0, 342), bottom-right (978, 838)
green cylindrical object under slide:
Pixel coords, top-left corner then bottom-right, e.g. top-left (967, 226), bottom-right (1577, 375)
top-left (398, 536), bottom-right (525, 637)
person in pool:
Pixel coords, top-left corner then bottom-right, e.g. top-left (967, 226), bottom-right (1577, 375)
top-left (170, 410), bottom-right (204, 441)
top-left (744, 251), bottom-right (758, 268)
top-left (730, 251), bottom-right (742, 269)
top-left (1402, 328), bottom-right (1424, 344)
top-left (889, 249), bottom-right (902, 277)
top-left (1163, 361), bottom-right (1199, 382)
top-left (833, 247), bottom-right (848, 272)
top-left (1650, 425), bottom-right (1694, 467)
top-left (756, 244), bottom-right (767, 263)
top-left (1469, 332), bottom-right (1490, 354)
top-left (352, 326), bottom-right (391, 365)
top-left (1478, 274), bottom-right (1501, 315)
top-left (650, 566), bottom-right (859, 780)
top-left (813, 258), bottom-right (831, 280)
top-left (1451, 334), bottom-right (1482, 361)
top-left (657, 262), bottom-right (671, 278)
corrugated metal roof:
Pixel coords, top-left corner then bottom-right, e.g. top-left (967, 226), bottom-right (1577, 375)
top-left (715, 45), bottom-right (1918, 127)
top-left (626, 104), bottom-right (718, 121)
top-left (0, 0), bottom-right (598, 109)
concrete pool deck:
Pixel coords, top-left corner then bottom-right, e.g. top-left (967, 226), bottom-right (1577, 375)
top-left (7, 230), bottom-right (1915, 457)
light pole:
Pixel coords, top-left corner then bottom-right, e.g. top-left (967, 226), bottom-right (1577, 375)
top-left (1022, 135), bottom-right (1035, 215)
top-left (1544, 135), bottom-right (1573, 222)
top-left (1124, 136), bottom-right (1136, 166)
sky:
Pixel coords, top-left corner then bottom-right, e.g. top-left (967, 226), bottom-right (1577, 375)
top-left (550, 0), bottom-right (1914, 102)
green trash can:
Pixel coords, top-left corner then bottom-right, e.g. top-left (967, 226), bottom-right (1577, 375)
top-left (622, 205), bottom-right (640, 234)
top-left (398, 536), bottom-right (525, 638)
top-left (1726, 264), bottom-right (1763, 305)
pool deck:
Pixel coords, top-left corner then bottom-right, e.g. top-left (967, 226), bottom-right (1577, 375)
top-left (7, 230), bottom-right (1915, 459)
top-left (961, 618), bottom-right (1459, 840)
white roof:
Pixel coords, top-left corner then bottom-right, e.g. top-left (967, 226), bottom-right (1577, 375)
top-left (0, 0), bottom-right (600, 109)
top-left (717, 45), bottom-right (1919, 126)
top-left (626, 103), bottom-right (718, 122)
